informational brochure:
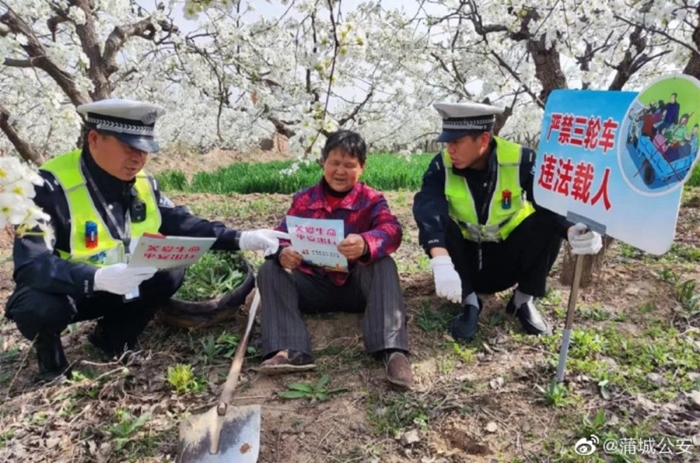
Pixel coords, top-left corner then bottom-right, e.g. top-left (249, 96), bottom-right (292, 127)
top-left (286, 216), bottom-right (348, 272)
top-left (127, 233), bottom-right (217, 269)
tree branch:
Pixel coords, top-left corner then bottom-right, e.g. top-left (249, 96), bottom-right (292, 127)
top-left (337, 88), bottom-right (374, 126)
top-left (47, 15), bottom-right (69, 42)
top-left (265, 106), bottom-right (297, 139)
top-left (613, 12), bottom-right (697, 55)
top-left (488, 49), bottom-right (544, 107)
top-left (0, 105), bottom-right (45, 165)
top-left (103, 17), bottom-right (179, 77)
top-left (0, 8), bottom-right (90, 107)
top-left (607, 24), bottom-right (648, 90)
top-left (464, 3), bottom-right (564, 106)
top-left (683, 3), bottom-right (700, 79)
top-left (3, 58), bottom-right (34, 68)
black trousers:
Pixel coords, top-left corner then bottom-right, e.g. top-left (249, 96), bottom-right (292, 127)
top-left (445, 210), bottom-right (563, 298)
top-left (4, 269), bottom-right (185, 353)
top-left (258, 256), bottom-right (409, 358)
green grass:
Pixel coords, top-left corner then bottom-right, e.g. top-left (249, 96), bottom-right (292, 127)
top-left (156, 152), bottom-right (700, 194)
top-left (688, 162), bottom-right (700, 187)
top-left (520, 321), bottom-right (700, 402)
top-left (155, 152), bottom-right (434, 194)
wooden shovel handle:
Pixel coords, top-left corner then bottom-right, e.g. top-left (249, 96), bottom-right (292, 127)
top-left (217, 287), bottom-right (261, 414)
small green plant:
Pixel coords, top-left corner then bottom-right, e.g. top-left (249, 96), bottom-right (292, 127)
top-left (200, 335), bottom-right (219, 364)
top-left (278, 375), bottom-right (347, 402)
top-left (656, 267), bottom-right (679, 283)
top-left (0, 430), bottom-right (14, 448)
top-left (452, 343), bottom-right (476, 364)
top-left (366, 392), bottom-right (431, 436)
top-left (107, 409), bottom-right (151, 450)
top-left (541, 380), bottom-right (573, 407)
top-left (174, 251), bottom-right (247, 302)
top-left (577, 409), bottom-right (608, 437)
top-left (416, 307), bottom-right (452, 332)
top-left (436, 355), bottom-right (455, 373)
top-left (638, 302), bottom-right (656, 314)
top-left (570, 330), bottom-right (605, 358)
top-left (28, 411), bottom-right (48, 426)
top-left (0, 345), bottom-right (19, 362)
top-left (216, 332), bottom-right (258, 357)
top-left (485, 312), bottom-right (506, 326)
top-left (167, 364), bottom-right (206, 394)
top-left (675, 279), bottom-right (699, 314)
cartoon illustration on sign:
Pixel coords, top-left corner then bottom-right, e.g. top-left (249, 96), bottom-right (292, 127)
top-left (619, 74), bottom-right (700, 196)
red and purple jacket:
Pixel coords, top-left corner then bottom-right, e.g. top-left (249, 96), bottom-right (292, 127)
top-left (274, 179), bottom-right (403, 286)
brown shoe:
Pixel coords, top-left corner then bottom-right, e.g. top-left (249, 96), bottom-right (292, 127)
top-left (385, 351), bottom-right (415, 389)
top-left (258, 350), bottom-right (316, 375)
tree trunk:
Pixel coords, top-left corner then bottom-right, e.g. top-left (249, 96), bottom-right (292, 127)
top-left (559, 236), bottom-right (613, 288)
top-left (683, 4), bottom-right (700, 80)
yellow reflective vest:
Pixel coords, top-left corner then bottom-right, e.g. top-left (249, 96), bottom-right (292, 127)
top-left (443, 136), bottom-right (535, 242)
top-left (41, 149), bottom-right (162, 266)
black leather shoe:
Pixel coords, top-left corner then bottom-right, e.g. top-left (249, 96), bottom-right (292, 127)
top-left (506, 296), bottom-right (552, 335)
top-left (34, 332), bottom-right (72, 384)
top-left (88, 324), bottom-right (144, 365)
top-left (449, 298), bottom-right (482, 342)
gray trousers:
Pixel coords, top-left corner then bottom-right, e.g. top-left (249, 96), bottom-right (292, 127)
top-left (257, 256), bottom-right (409, 358)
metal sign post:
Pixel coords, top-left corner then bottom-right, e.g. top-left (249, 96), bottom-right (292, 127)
top-left (556, 213), bottom-right (606, 383)
top-left (556, 253), bottom-right (584, 382)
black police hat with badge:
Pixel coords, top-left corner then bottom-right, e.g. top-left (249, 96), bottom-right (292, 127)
top-left (433, 101), bottom-right (504, 143)
top-left (77, 99), bottom-right (165, 153)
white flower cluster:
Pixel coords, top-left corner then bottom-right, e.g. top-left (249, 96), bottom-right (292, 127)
top-left (0, 156), bottom-right (53, 247)
top-left (180, 0), bottom-right (237, 20)
top-left (1, 0), bottom-right (697, 161)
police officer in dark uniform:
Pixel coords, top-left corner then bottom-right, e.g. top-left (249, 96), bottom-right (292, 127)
top-left (4, 99), bottom-right (288, 384)
top-left (413, 102), bottom-right (602, 342)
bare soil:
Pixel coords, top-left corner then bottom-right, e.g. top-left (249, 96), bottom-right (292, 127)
top-left (148, 136), bottom-right (294, 180)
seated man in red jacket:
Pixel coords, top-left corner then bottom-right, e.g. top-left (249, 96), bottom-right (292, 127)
top-left (256, 130), bottom-right (413, 389)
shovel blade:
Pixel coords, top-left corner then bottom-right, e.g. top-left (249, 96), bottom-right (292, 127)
top-left (177, 404), bottom-right (261, 463)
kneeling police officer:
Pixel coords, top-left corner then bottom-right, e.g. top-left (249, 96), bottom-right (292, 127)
top-left (4, 99), bottom-right (287, 383)
top-left (413, 102), bottom-right (603, 341)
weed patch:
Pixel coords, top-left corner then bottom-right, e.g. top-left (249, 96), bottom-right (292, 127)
top-left (174, 251), bottom-right (247, 302)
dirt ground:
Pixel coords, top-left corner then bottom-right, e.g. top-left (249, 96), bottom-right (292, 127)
top-left (0, 181), bottom-right (699, 462)
top-left (147, 136), bottom-right (294, 180)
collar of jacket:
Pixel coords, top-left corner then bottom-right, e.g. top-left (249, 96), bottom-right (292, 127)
top-left (306, 177), bottom-right (364, 211)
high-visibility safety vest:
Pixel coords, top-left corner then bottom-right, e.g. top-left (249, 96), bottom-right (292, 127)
top-left (41, 149), bottom-right (162, 266)
top-left (443, 136), bottom-right (535, 242)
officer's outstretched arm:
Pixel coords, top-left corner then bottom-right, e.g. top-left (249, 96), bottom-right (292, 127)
top-left (153, 180), bottom-right (287, 255)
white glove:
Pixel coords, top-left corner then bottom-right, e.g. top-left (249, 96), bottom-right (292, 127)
top-left (94, 263), bottom-right (158, 295)
top-left (238, 230), bottom-right (290, 256)
top-left (567, 223), bottom-right (603, 255)
top-left (429, 256), bottom-right (462, 304)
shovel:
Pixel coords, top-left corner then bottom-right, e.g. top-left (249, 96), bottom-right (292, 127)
top-left (176, 288), bottom-right (262, 463)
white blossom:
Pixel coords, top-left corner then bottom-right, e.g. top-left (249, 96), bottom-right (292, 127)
top-left (0, 0), bottom-right (696, 161)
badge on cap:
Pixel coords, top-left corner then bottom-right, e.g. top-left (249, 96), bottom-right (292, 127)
top-left (141, 110), bottom-right (159, 125)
